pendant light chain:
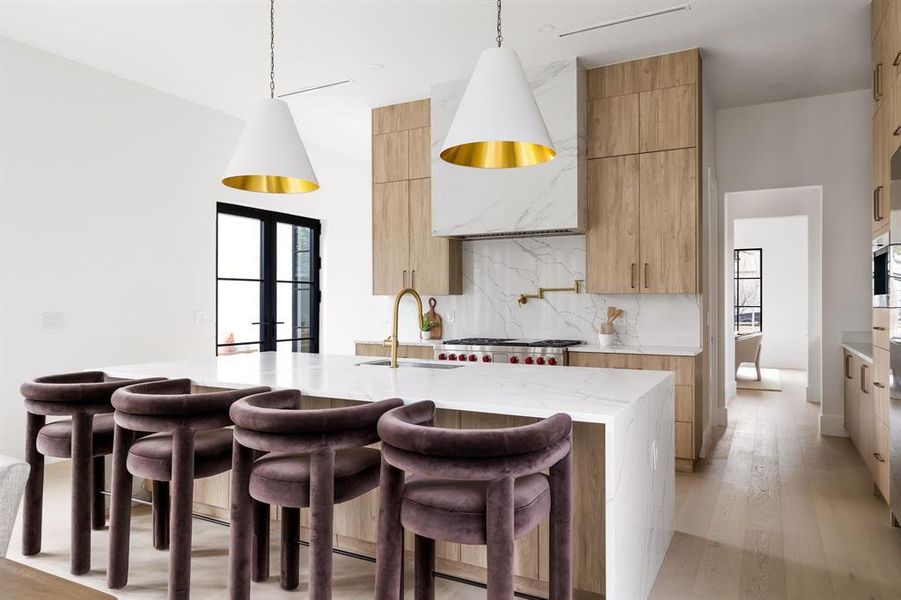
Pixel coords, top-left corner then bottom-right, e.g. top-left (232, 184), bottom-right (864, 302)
top-left (496, 0), bottom-right (503, 47)
top-left (269, 0), bottom-right (276, 98)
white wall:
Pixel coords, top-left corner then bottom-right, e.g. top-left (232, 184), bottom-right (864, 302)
top-left (733, 215), bottom-right (809, 369)
top-left (716, 90), bottom-right (871, 436)
top-left (0, 38), bottom-right (375, 459)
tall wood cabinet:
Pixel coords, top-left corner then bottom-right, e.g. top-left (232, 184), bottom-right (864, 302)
top-left (585, 49), bottom-right (701, 294)
top-left (372, 100), bottom-right (462, 295)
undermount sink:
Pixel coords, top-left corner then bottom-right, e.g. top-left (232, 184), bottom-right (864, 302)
top-left (356, 359), bottom-right (462, 370)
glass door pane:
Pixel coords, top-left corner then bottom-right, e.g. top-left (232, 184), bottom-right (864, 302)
top-left (275, 221), bottom-right (318, 353)
top-left (217, 212), bottom-right (263, 355)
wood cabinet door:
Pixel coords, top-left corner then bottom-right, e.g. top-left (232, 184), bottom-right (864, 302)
top-left (586, 156), bottom-right (640, 294)
top-left (409, 178), bottom-right (461, 295)
top-left (373, 131), bottom-right (409, 183)
top-left (892, 75), bottom-right (901, 154)
top-left (889, 0), bottom-right (901, 84)
top-left (874, 105), bottom-right (891, 232)
top-left (587, 94), bottom-right (639, 158)
top-left (408, 127), bottom-right (431, 180)
top-left (844, 352), bottom-right (858, 441)
top-left (639, 149), bottom-right (697, 293)
top-left (372, 181), bottom-right (410, 295)
top-left (874, 23), bottom-right (888, 114)
top-left (639, 84), bottom-right (697, 153)
top-left (858, 363), bottom-right (874, 474)
top-left (874, 346), bottom-right (890, 425)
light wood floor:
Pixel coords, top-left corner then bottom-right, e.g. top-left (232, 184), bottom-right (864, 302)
top-left (7, 370), bottom-right (900, 599)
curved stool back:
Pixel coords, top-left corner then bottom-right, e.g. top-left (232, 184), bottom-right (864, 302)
top-left (228, 389), bottom-right (403, 600)
top-left (20, 371), bottom-right (164, 575)
top-left (107, 379), bottom-right (269, 599)
top-left (375, 401), bottom-right (573, 600)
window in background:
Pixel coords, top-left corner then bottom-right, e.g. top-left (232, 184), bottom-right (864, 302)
top-left (216, 203), bottom-right (321, 355)
top-left (734, 248), bottom-right (762, 334)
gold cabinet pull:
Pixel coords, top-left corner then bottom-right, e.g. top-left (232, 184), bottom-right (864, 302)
top-left (860, 364), bottom-right (869, 393)
top-left (643, 263), bottom-right (649, 289)
top-left (874, 326), bottom-right (886, 331)
top-left (402, 270), bottom-right (407, 287)
top-left (874, 381), bottom-right (885, 389)
top-left (873, 68), bottom-right (879, 101)
top-left (876, 63), bottom-right (883, 99)
top-left (894, 126), bottom-right (901, 137)
top-left (411, 269), bottom-right (415, 289)
top-left (845, 353), bottom-right (852, 379)
top-left (874, 452), bottom-right (886, 463)
top-left (894, 51), bottom-right (901, 67)
top-left (631, 263), bottom-right (637, 289)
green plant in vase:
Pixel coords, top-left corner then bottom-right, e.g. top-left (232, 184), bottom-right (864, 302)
top-left (420, 316), bottom-right (437, 340)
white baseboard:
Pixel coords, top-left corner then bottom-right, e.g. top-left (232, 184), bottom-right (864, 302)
top-left (715, 406), bottom-right (728, 427)
top-left (819, 413), bottom-right (847, 437)
top-left (806, 384), bottom-right (821, 404)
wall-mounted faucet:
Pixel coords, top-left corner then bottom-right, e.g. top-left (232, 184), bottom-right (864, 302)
top-left (517, 279), bottom-right (583, 306)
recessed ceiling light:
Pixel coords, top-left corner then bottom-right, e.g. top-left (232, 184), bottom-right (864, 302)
top-left (370, 63), bottom-right (384, 70)
top-left (539, 24), bottom-right (556, 33)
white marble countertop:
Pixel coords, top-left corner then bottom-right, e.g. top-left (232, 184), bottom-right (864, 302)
top-left (568, 344), bottom-right (702, 357)
top-left (97, 352), bottom-right (672, 425)
top-left (841, 342), bottom-right (874, 364)
top-left (356, 339), bottom-right (702, 357)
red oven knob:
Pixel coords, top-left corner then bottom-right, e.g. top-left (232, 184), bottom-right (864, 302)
top-left (448, 354), bottom-right (457, 361)
top-left (524, 356), bottom-right (534, 365)
top-left (536, 357), bottom-right (545, 365)
top-left (547, 357), bottom-right (557, 366)
top-left (468, 354), bottom-right (477, 362)
top-left (509, 356), bottom-right (519, 364)
top-left (482, 355), bottom-right (491, 363)
top-left (438, 353), bottom-right (447, 360)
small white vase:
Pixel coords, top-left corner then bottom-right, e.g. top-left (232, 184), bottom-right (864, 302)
top-left (420, 330), bottom-right (433, 340)
top-left (597, 333), bottom-right (615, 347)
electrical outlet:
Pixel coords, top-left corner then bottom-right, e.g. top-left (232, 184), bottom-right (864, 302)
top-left (445, 310), bottom-right (456, 324)
top-left (41, 312), bottom-right (65, 329)
top-left (194, 311), bottom-right (206, 325)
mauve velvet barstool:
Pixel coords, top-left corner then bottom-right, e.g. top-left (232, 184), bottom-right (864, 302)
top-left (374, 401), bottom-right (573, 600)
top-left (107, 379), bottom-right (269, 600)
top-left (20, 371), bottom-right (165, 575)
top-left (227, 389), bottom-right (404, 600)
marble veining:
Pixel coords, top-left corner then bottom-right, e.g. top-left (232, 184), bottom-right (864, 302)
top-left (431, 58), bottom-right (585, 237)
top-left (386, 236), bottom-right (703, 350)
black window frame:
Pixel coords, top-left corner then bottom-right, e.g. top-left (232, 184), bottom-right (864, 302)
top-left (734, 247), bottom-right (763, 334)
top-left (216, 202), bottom-right (321, 354)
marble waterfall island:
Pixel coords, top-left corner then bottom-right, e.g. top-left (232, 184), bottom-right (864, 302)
top-left (99, 352), bottom-right (675, 599)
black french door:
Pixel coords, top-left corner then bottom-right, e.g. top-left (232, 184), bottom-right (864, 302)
top-left (216, 203), bottom-right (321, 355)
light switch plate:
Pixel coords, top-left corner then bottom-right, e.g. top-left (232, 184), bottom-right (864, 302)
top-left (194, 311), bottom-right (206, 325)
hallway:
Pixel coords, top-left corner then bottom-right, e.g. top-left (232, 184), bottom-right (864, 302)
top-left (650, 370), bottom-right (901, 599)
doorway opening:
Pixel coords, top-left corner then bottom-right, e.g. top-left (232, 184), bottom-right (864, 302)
top-left (721, 186), bottom-right (824, 431)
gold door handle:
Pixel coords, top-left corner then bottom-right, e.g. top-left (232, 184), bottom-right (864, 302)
top-left (845, 353), bottom-right (852, 379)
top-left (874, 382), bottom-right (885, 389)
top-left (860, 364), bottom-right (869, 393)
top-left (874, 452), bottom-right (886, 463)
top-left (631, 263), bottom-right (637, 289)
top-left (643, 263), bottom-right (649, 289)
top-left (874, 189), bottom-right (879, 221)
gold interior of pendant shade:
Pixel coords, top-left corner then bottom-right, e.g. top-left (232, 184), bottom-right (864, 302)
top-left (222, 175), bottom-right (320, 194)
top-left (440, 140), bottom-right (556, 168)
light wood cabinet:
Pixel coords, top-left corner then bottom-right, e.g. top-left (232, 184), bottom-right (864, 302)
top-left (639, 149), bottom-right (698, 293)
top-left (587, 94), bottom-right (639, 158)
top-left (873, 103), bottom-right (890, 232)
top-left (859, 362), bottom-right (875, 476)
top-left (874, 18), bottom-right (889, 113)
top-left (568, 351), bottom-right (702, 471)
top-left (372, 100), bottom-right (462, 296)
top-left (873, 307), bottom-right (890, 350)
top-left (892, 75), bottom-right (901, 154)
top-left (372, 181), bottom-right (410, 295)
top-left (843, 348), bottom-right (890, 506)
top-left (888, 0), bottom-right (901, 85)
top-left (873, 346), bottom-right (890, 425)
top-left (875, 418), bottom-right (890, 500)
top-left (586, 49), bottom-right (700, 295)
top-left (355, 342), bottom-right (434, 359)
top-left (639, 84), bottom-right (697, 153)
top-left (585, 156), bottom-right (640, 293)
top-left (844, 351), bottom-right (860, 442)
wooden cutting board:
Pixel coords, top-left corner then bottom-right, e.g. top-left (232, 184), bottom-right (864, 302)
top-left (425, 297), bottom-right (442, 339)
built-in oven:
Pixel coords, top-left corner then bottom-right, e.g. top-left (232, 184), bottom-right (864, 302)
top-left (874, 232), bottom-right (889, 306)
top-left (889, 146), bottom-right (901, 527)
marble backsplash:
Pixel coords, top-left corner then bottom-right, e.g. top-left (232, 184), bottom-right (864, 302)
top-left (385, 235), bottom-right (702, 348)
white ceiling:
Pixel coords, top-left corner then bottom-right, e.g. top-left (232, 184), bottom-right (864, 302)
top-left (1, 0), bottom-right (871, 160)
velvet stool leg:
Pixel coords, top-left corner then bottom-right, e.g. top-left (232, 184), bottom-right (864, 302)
top-left (280, 507), bottom-right (300, 591)
top-left (152, 480), bottom-right (170, 550)
top-left (228, 440), bottom-right (255, 600)
top-left (168, 428), bottom-right (195, 600)
top-left (486, 476), bottom-right (515, 600)
top-left (414, 535), bottom-right (435, 600)
top-left (549, 450), bottom-right (573, 600)
top-left (22, 411), bottom-right (46, 556)
top-left (92, 456), bottom-right (106, 531)
top-left (374, 459), bottom-right (405, 600)
top-left (252, 501), bottom-right (270, 582)
top-left (69, 411), bottom-right (93, 575)
top-left (308, 448), bottom-right (335, 600)
top-left (108, 424), bottom-right (134, 589)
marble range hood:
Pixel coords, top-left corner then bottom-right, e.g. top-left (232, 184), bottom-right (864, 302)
top-left (430, 58), bottom-right (587, 239)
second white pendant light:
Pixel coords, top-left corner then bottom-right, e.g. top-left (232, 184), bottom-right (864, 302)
top-left (222, 0), bottom-right (319, 194)
top-left (440, 0), bottom-right (555, 169)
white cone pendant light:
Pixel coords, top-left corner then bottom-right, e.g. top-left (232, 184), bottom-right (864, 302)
top-left (222, 0), bottom-right (319, 193)
top-left (441, 0), bottom-right (555, 169)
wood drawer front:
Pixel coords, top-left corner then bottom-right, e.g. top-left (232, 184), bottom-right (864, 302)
top-left (636, 355), bottom-right (694, 386)
top-left (873, 307), bottom-right (890, 350)
top-left (874, 345), bottom-right (890, 425)
top-left (675, 385), bottom-right (693, 422)
top-left (568, 352), bottom-right (641, 370)
top-left (874, 418), bottom-right (890, 502)
top-left (355, 343), bottom-right (433, 360)
top-left (675, 421), bottom-right (694, 459)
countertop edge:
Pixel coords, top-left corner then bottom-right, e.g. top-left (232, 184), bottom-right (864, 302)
top-left (354, 340), bottom-right (703, 357)
top-left (841, 342), bottom-right (874, 364)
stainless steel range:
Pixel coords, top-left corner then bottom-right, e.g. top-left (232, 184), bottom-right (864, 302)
top-left (434, 338), bottom-right (583, 366)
